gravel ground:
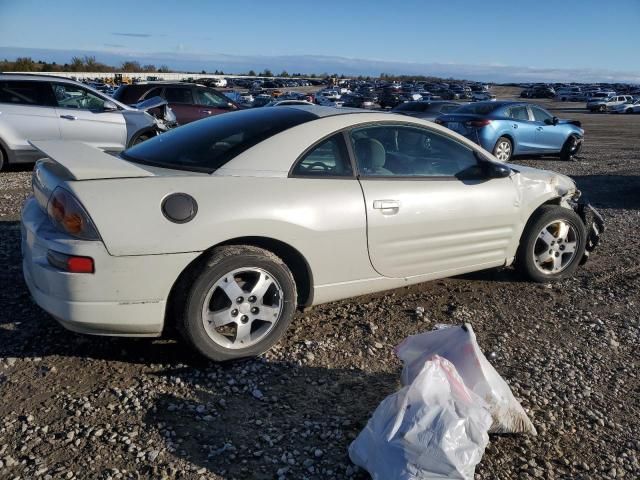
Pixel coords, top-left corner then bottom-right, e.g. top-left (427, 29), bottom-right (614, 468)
top-left (0, 87), bottom-right (639, 480)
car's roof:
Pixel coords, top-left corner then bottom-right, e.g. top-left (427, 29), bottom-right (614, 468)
top-left (0, 73), bottom-right (84, 84)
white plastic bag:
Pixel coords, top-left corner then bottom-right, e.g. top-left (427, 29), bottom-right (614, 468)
top-left (349, 355), bottom-right (492, 480)
top-left (395, 323), bottom-right (536, 435)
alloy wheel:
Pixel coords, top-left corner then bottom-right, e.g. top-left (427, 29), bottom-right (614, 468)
top-left (201, 267), bottom-right (283, 349)
top-left (533, 220), bottom-right (579, 275)
top-left (495, 141), bottom-right (511, 161)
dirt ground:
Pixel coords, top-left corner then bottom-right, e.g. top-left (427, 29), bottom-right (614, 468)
top-left (0, 87), bottom-right (638, 480)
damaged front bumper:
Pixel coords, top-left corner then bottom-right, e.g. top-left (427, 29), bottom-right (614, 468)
top-left (571, 198), bottom-right (605, 264)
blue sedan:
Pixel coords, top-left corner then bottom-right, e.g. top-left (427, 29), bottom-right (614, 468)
top-left (435, 101), bottom-right (584, 161)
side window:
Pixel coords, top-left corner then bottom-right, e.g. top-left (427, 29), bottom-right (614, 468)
top-left (291, 134), bottom-right (353, 177)
top-left (0, 81), bottom-right (56, 106)
top-left (350, 125), bottom-right (480, 178)
top-left (530, 106), bottom-right (552, 123)
top-left (165, 87), bottom-right (194, 104)
top-left (53, 84), bottom-right (105, 110)
top-left (143, 87), bottom-right (163, 100)
top-left (509, 106), bottom-right (529, 121)
top-left (196, 89), bottom-right (229, 108)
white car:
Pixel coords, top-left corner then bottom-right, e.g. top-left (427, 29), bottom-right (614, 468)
top-left (609, 98), bottom-right (640, 114)
top-left (471, 92), bottom-right (497, 102)
top-left (21, 106), bottom-right (604, 361)
top-left (210, 78), bottom-right (227, 88)
top-left (0, 74), bottom-right (171, 170)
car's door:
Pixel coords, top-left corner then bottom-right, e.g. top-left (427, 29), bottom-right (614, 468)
top-left (194, 87), bottom-right (237, 118)
top-left (505, 105), bottom-right (537, 153)
top-left (53, 83), bottom-right (126, 151)
top-left (164, 86), bottom-right (201, 124)
top-left (0, 80), bottom-right (60, 155)
top-left (287, 132), bottom-right (370, 283)
top-left (350, 124), bottom-right (521, 279)
top-left (529, 105), bottom-right (566, 152)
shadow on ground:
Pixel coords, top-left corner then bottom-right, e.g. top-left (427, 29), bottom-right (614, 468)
top-left (142, 363), bottom-right (395, 479)
top-left (572, 175), bottom-right (640, 210)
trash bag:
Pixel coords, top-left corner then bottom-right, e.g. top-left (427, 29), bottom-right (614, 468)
top-left (349, 355), bottom-right (492, 480)
top-left (395, 323), bottom-right (537, 435)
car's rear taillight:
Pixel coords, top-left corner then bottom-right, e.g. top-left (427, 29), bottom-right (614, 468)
top-left (47, 187), bottom-right (100, 241)
top-left (47, 250), bottom-right (95, 273)
top-left (466, 119), bottom-right (492, 128)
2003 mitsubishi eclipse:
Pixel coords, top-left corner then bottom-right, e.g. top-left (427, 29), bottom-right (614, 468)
top-left (21, 106), bottom-right (604, 361)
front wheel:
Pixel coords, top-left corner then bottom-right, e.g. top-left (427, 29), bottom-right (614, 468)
top-left (493, 136), bottom-right (513, 162)
top-left (178, 245), bottom-right (297, 361)
top-left (515, 206), bottom-right (587, 282)
top-left (560, 135), bottom-right (581, 161)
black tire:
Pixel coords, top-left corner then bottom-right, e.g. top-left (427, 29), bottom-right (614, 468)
top-left (626, 108), bottom-right (634, 114)
top-left (598, 104), bottom-right (606, 113)
top-left (129, 132), bottom-right (154, 148)
top-left (493, 136), bottom-right (513, 162)
top-left (0, 147), bottom-right (5, 172)
top-left (515, 206), bottom-right (586, 283)
top-left (178, 245), bottom-right (297, 361)
top-left (560, 135), bottom-right (581, 161)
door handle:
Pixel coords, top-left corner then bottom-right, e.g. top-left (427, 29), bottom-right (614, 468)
top-left (373, 200), bottom-right (400, 210)
top-left (536, 126), bottom-right (543, 131)
top-left (512, 124), bottom-right (518, 129)
top-left (200, 110), bottom-right (213, 115)
top-left (60, 115), bottom-right (77, 120)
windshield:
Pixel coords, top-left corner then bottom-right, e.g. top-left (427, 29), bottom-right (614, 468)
top-left (454, 103), bottom-right (501, 115)
top-left (121, 108), bottom-right (316, 173)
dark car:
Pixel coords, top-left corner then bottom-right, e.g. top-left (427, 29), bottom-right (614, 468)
top-left (379, 91), bottom-right (403, 109)
top-left (341, 94), bottom-right (377, 109)
top-left (113, 82), bottom-right (240, 125)
top-left (392, 101), bottom-right (461, 121)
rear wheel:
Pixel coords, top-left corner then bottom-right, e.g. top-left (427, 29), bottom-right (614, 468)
top-left (515, 206), bottom-right (586, 282)
top-left (493, 136), bottom-right (513, 162)
top-left (598, 104), bottom-right (607, 113)
top-left (626, 108), bottom-right (634, 114)
top-left (0, 147), bottom-right (5, 171)
top-left (178, 245), bottom-right (297, 361)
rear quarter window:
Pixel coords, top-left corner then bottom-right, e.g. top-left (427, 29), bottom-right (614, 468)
top-left (121, 107), bottom-right (317, 173)
top-left (0, 80), bottom-right (56, 106)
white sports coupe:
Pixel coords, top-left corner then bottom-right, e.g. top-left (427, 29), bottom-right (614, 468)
top-left (21, 106), bottom-right (604, 360)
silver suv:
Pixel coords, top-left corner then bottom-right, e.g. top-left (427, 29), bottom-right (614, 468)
top-left (0, 74), bottom-right (165, 170)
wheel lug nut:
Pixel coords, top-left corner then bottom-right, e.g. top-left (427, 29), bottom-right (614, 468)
top-left (241, 315), bottom-right (249, 323)
top-left (248, 296), bottom-right (257, 303)
top-left (236, 296), bottom-right (244, 303)
top-left (251, 307), bottom-right (259, 314)
top-left (231, 309), bottom-right (238, 317)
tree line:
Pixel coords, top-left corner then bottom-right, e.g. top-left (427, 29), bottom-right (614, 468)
top-left (0, 56), bottom-right (460, 83)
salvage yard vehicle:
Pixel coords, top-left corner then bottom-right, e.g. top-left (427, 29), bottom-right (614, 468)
top-left (113, 82), bottom-right (240, 125)
top-left (435, 101), bottom-right (584, 162)
top-left (21, 106), bottom-right (603, 361)
top-left (0, 74), bottom-right (175, 171)
top-left (392, 101), bottom-right (461, 121)
top-left (586, 94), bottom-right (634, 112)
top-left (609, 98), bottom-right (640, 114)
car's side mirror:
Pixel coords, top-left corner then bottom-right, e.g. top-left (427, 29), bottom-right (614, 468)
top-left (484, 162), bottom-right (512, 178)
top-left (102, 100), bottom-right (118, 112)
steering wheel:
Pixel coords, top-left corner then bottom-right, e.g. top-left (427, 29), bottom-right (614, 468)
top-left (307, 162), bottom-right (330, 172)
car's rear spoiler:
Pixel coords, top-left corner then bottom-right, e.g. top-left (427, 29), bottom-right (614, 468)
top-left (29, 141), bottom-right (154, 181)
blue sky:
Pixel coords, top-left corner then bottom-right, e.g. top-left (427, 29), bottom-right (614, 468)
top-left (1, 0), bottom-right (639, 82)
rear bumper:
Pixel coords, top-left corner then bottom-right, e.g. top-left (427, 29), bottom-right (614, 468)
top-left (21, 196), bottom-right (199, 336)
